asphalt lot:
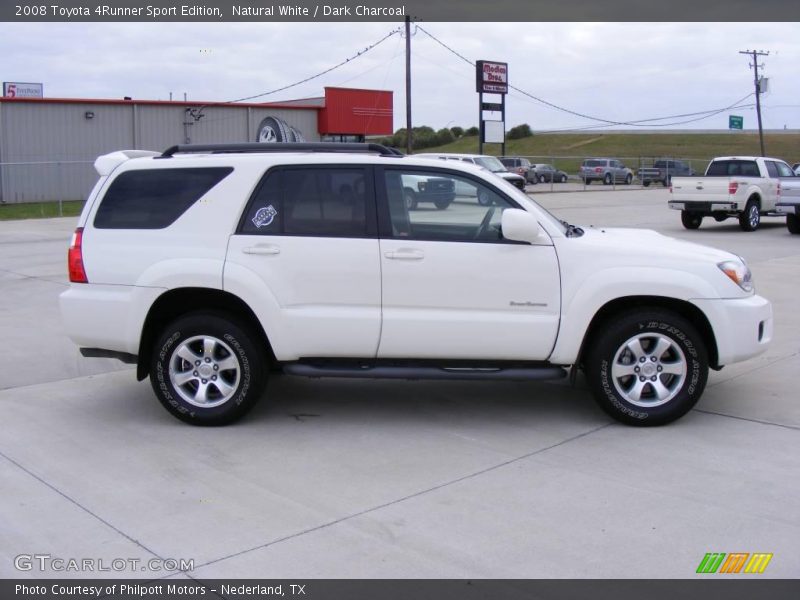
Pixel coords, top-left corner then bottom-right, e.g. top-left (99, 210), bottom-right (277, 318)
top-left (1, 187), bottom-right (798, 580)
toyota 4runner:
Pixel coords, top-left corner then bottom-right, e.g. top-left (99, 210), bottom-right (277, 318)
top-left (61, 143), bottom-right (773, 426)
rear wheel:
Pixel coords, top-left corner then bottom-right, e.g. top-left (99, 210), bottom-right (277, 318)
top-left (681, 211), bottom-right (702, 230)
top-left (404, 188), bottom-right (418, 210)
top-left (739, 200), bottom-right (760, 232)
top-left (539, 174), bottom-right (546, 183)
top-left (643, 181), bottom-right (651, 188)
top-left (434, 198), bottom-right (452, 210)
top-left (150, 312), bottom-right (267, 425)
top-left (603, 173), bottom-right (612, 185)
top-left (560, 174), bottom-right (567, 183)
top-left (585, 310), bottom-right (708, 426)
top-left (625, 174), bottom-right (633, 185)
top-left (787, 213), bottom-right (800, 234)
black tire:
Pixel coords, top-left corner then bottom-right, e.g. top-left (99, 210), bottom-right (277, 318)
top-left (739, 200), bottom-right (760, 232)
top-left (434, 198), bottom-right (452, 210)
top-left (585, 310), bottom-right (708, 426)
top-left (788, 213), bottom-right (800, 234)
top-left (150, 312), bottom-right (267, 426)
top-left (681, 211), bottom-right (702, 230)
top-left (404, 188), bottom-right (418, 210)
top-left (560, 174), bottom-right (567, 183)
top-left (603, 173), bottom-right (612, 185)
top-left (643, 181), bottom-right (651, 188)
top-left (625, 174), bottom-right (633, 185)
top-left (538, 174), bottom-right (546, 183)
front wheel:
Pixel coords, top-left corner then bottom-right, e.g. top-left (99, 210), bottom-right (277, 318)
top-left (643, 181), bottom-right (651, 188)
top-left (625, 174), bottom-right (633, 185)
top-left (585, 310), bottom-right (708, 426)
top-left (560, 174), bottom-right (567, 183)
top-left (538, 174), bottom-right (546, 183)
top-left (739, 200), bottom-right (760, 232)
top-left (681, 210), bottom-right (702, 230)
top-left (603, 173), bottom-right (612, 185)
top-left (404, 189), bottom-right (418, 210)
top-left (788, 213), bottom-right (800, 234)
top-left (150, 312), bottom-right (267, 425)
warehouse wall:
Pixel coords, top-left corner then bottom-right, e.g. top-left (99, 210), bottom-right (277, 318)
top-left (0, 101), bottom-right (319, 203)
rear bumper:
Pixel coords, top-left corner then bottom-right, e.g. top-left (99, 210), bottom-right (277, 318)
top-left (776, 202), bottom-right (799, 215)
top-left (669, 200), bottom-right (741, 212)
top-left (691, 294), bottom-right (773, 366)
top-left (59, 284), bottom-right (164, 355)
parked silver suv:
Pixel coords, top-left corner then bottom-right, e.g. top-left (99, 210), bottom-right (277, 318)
top-left (580, 158), bottom-right (634, 185)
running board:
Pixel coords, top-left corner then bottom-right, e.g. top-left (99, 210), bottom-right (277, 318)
top-left (283, 363), bottom-right (566, 381)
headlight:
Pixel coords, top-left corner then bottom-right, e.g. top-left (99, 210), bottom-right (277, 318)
top-left (718, 259), bottom-right (754, 292)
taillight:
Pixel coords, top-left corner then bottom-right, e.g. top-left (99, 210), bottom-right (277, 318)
top-left (728, 182), bottom-right (739, 195)
top-left (68, 227), bottom-right (88, 283)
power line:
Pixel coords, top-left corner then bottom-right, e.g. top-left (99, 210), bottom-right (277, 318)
top-left (417, 24), bottom-right (756, 130)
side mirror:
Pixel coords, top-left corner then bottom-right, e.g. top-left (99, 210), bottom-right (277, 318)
top-left (501, 208), bottom-right (546, 244)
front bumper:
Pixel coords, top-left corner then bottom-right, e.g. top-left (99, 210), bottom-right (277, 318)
top-left (691, 294), bottom-right (773, 366)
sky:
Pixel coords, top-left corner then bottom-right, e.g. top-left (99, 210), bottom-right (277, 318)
top-left (1, 21), bottom-right (799, 133)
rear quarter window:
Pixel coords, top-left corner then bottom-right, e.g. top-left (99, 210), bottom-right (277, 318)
top-left (94, 167), bottom-right (233, 229)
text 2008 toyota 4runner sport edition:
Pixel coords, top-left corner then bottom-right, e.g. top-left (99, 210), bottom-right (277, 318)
top-left (60, 143), bottom-right (773, 427)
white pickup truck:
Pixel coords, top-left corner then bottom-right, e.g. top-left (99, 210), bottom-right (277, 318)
top-left (669, 156), bottom-right (799, 231)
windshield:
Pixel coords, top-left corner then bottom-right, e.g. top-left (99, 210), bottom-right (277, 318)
top-left (474, 156), bottom-right (507, 173)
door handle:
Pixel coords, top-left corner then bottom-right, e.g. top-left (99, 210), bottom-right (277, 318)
top-left (243, 245), bottom-right (280, 255)
top-left (384, 249), bottom-right (424, 260)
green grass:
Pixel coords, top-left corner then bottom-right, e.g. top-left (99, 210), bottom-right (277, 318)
top-left (420, 132), bottom-right (800, 173)
top-left (0, 200), bottom-right (84, 221)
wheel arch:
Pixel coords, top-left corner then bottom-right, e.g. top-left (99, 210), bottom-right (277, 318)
top-left (575, 296), bottom-right (720, 372)
top-left (136, 287), bottom-right (275, 381)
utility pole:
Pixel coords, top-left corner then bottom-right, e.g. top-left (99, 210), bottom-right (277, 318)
top-left (739, 49), bottom-right (769, 156)
top-left (405, 15), bottom-right (412, 155)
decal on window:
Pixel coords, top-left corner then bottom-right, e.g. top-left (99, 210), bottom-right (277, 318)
top-left (252, 205), bottom-right (278, 228)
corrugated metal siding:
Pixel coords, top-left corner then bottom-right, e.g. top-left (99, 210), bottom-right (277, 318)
top-left (0, 101), bottom-right (318, 202)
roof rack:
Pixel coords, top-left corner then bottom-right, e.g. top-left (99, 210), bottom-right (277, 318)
top-left (160, 142), bottom-right (404, 158)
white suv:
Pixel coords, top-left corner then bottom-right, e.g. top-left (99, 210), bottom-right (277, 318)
top-left (60, 143), bottom-right (773, 426)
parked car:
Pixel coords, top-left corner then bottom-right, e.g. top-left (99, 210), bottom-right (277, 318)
top-left (531, 164), bottom-right (569, 184)
top-left (669, 156), bottom-right (800, 231)
top-left (61, 142), bottom-right (772, 427)
top-left (499, 157), bottom-right (534, 183)
top-left (402, 174), bottom-right (456, 210)
top-left (638, 159), bottom-right (695, 187)
top-left (416, 153), bottom-right (527, 190)
top-left (580, 158), bottom-right (634, 185)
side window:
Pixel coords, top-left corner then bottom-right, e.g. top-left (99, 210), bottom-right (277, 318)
top-left (94, 167), bottom-right (233, 229)
top-left (240, 167), bottom-right (370, 237)
top-left (765, 161), bottom-right (780, 178)
top-left (775, 162), bottom-right (795, 177)
top-left (383, 169), bottom-right (515, 243)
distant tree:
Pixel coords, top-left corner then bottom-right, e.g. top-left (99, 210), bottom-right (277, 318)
top-left (450, 126), bottom-right (464, 138)
top-left (507, 123), bottom-right (533, 140)
top-left (465, 126), bottom-right (479, 136)
top-left (435, 128), bottom-right (455, 146)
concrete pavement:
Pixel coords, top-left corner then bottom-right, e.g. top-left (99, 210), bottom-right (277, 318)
top-left (1, 189), bottom-right (798, 579)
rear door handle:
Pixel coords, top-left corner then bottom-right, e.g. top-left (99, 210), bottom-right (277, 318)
top-left (384, 249), bottom-right (424, 260)
top-left (243, 244), bottom-right (280, 255)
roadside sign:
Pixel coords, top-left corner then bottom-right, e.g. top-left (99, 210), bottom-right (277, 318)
top-left (729, 115), bottom-right (743, 130)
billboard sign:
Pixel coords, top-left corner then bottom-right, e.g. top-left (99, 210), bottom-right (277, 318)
top-left (3, 82), bottom-right (43, 98)
top-left (476, 61), bottom-right (508, 94)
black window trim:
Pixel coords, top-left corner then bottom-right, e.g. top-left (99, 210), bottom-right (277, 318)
top-left (236, 164), bottom-right (379, 239)
top-left (375, 165), bottom-right (526, 245)
top-left (94, 166), bottom-right (234, 230)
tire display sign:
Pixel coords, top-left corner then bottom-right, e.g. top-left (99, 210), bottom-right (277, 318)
top-left (475, 61), bottom-right (508, 94)
top-left (3, 82), bottom-right (43, 98)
